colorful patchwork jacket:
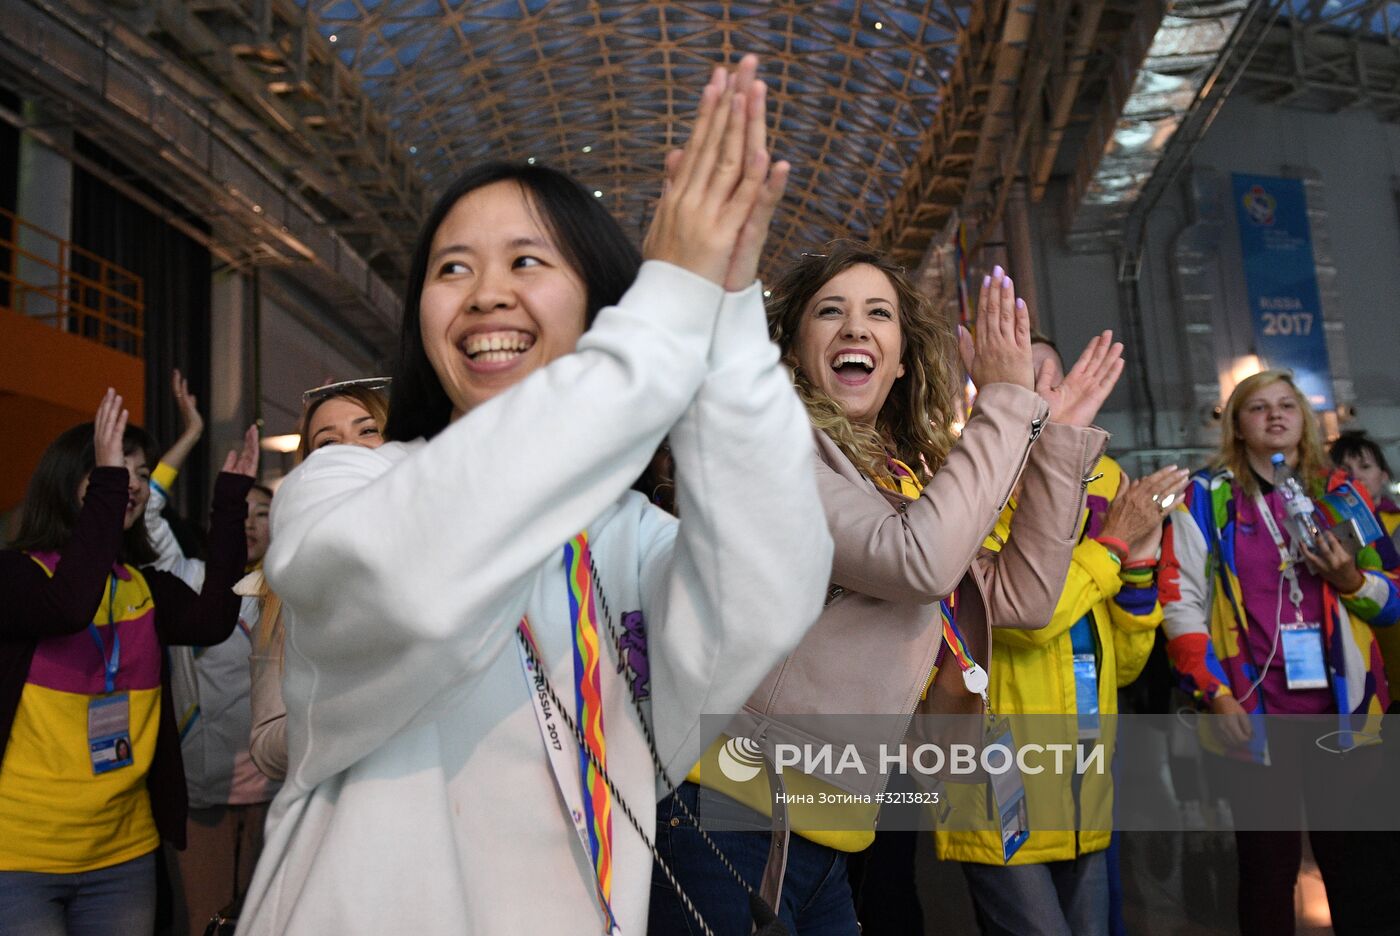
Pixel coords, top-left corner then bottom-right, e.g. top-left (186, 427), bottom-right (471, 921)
top-left (1160, 467), bottom-right (1398, 749)
top-left (1370, 500), bottom-right (1400, 697)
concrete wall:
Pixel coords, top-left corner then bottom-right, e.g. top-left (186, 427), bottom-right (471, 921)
top-left (255, 272), bottom-right (383, 481)
top-left (209, 266), bottom-right (384, 483)
top-left (1029, 94), bottom-right (1400, 474)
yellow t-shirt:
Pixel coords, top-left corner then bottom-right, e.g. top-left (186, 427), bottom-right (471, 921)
top-left (0, 557), bottom-right (161, 872)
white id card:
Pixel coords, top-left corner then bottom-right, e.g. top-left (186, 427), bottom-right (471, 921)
top-left (1281, 621), bottom-right (1328, 690)
top-left (986, 723), bottom-right (1029, 863)
top-left (88, 693), bottom-right (134, 775)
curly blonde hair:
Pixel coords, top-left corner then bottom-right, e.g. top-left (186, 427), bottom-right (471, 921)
top-left (1214, 369), bottom-right (1328, 496)
top-left (766, 240), bottom-right (959, 482)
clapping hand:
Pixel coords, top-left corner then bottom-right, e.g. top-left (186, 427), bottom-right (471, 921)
top-left (644, 55), bottom-right (789, 289)
top-left (957, 266), bottom-right (1035, 390)
top-left (1100, 465), bottom-right (1191, 561)
top-left (93, 388), bottom-right (130, 471)
top-left (1035, 331), bottom-right (1124, 427)
top-left (221, 424), bottom-right (260, 479)
top-left (172, 369), bottom-right (204, 443)
top-left (158, 368), bottom-right (208, 474)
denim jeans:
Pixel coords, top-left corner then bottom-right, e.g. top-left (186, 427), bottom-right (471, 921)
top-left (648, 782), bottom-right (860, 936)
top-left (962, 849), bottom-right (1109, 936)
top-left (0, 851), bottom-right (157, 936)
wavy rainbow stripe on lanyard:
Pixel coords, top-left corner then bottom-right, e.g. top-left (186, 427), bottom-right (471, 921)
top-left (564, 532), bottom-right (615, 924)
top-left (939, 599), bottom-right (975, 675)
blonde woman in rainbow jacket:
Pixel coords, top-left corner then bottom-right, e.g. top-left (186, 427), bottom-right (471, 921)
top-left (1161, 370), bottom-right (1400, 936)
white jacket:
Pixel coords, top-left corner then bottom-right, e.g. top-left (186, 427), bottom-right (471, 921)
top-left (236, 262), bottom-right (833, 935)
top-left (146, 483), bottom-right (277, 808)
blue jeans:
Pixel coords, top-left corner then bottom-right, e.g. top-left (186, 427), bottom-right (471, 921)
top-left (0, 851), bottom-right (156, 936)
top-left (962, 850), bottom-right (1109, 936)
top-left (648, 782), bottom-right (860, 935)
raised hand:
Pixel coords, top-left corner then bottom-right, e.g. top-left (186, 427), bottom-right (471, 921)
top-left (643, 55), bottom-right (785, 287)
top-left (172, 368), bottom-right (204, 442)
top-left (1101, 466), bottom-right (1191, 560)
top-left (158, 368), bottom-right (207, 473)
top-left (958, 266), bottom-right (1034, 390)
top-left (221, 424), bottom-right (260, 479)
top-left (1035, 331), bottom-right (1124, 426)
top-left (94, 388), bottom-right (130, 470)
top-left (720, 76), bottom-right (789, 291)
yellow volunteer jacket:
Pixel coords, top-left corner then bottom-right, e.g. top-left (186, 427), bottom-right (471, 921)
top-left (935, 456), bottom-right (1161, 865)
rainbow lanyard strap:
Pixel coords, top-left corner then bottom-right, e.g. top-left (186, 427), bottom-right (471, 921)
top-left (515, 531), bottom-right (619, 933)
top-left (563, 532), bottom-right (616, 929)
top-left (939, 595), bottom-right (989, 699)
top-left (884, 456), bottom-right (989, 701)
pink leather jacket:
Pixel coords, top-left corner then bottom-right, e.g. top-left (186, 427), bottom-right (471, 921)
top-left (733, 383), bottom-right (1109, 798)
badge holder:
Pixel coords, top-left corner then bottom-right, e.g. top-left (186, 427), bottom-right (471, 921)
top-left (1253, 494), bottom-right (1332, 696)
top-left (1281, 620), bottom-right (1328, 690)
top-left (985, 717), bottom-right (1029, 863)
top-left (1073, 653), bottom-right (1101, 740)
top-left (87, 589), bottom-right (133, 775)
top-left (89, 693), bottom-right (133, 774)
top-left (1278, 558), bottom-right (1327, 692)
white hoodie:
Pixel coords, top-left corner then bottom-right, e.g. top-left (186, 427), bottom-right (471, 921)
top-left (236, 262), bottom-right (832, 935)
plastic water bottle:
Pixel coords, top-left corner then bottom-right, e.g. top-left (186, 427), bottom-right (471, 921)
top-left (1270, 453), bottom-right (1321, 552)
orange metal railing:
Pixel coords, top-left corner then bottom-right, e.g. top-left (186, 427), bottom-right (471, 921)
top-left (0, 206), bottom-right (144, 357)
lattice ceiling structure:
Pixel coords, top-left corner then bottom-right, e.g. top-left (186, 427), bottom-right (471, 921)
top-left (1242, 1), bottom-right (1400, 122)
top-left (301, 0), bottom-right (969, 276)
top-left (19, 0), bottom-right (1400, 339)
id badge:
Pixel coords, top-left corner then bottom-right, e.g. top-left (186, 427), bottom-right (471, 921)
top-left (88, 693), bottom-right (133, 775)
top-left (1281, 621), bottom-right (1328, 690)
top-left (986, 721), bottom-right (1029, 863)
top-left (1073, 653), bottom-right (1101, 740)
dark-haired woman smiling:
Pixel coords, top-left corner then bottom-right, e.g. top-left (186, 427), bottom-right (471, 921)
top-left (0, 391), bottom-right (257, 935)
top-left (236, 58), bottom-right (832, 936)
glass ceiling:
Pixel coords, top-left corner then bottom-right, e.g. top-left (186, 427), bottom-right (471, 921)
top-left (299, 1), bottom-right (969, 267)
top-left (1284, 0), bottom-right (1400, 38)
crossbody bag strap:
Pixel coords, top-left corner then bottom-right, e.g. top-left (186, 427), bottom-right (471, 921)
top-left (758, 760), bottom-right (790, 912)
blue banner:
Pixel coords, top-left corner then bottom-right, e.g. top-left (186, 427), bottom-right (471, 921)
top-left (1232, 173), bottom-right (1334, 409)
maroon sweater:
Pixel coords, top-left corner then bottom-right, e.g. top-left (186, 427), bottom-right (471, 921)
top-left (0, 467), bottom-right (251, 849)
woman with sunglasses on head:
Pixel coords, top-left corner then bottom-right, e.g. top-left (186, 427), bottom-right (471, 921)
top-left (650, 240), bottom-right (1122, 934)
top-left (236, 57), bottom-right (832, 936)
top-left (0, 391), bottom-right (258, 936)
top-left (244, 377), bottom-right (391, 784)
top-left (1160, 370), bottom-right (1400, 936)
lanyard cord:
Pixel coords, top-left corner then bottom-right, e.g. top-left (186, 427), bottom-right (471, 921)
top-left (939, 597), bottom-right (989, 700)
top-left (1253, 492), bottom-right (1306, 618)
top-left (580, 550), bottom-right (782, 932)
top-left (88, 576), bottom-right (122, 695)
top-left (517, 632), bottom-right (783, 936)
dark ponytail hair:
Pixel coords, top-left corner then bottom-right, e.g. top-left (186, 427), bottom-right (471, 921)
top-left (9, 422), bottom-right (158, 566)
top-left (385, 161), bottom-right (642, 443)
